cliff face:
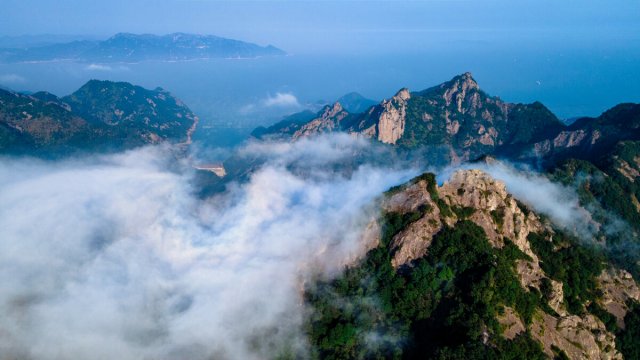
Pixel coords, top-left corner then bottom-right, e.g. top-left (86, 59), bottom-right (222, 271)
top-left (313, 169), bottom-right (640, 359)
top-left (348, 88), bottom-right (410, 144)
top-left (395, 72), bottom-right (564, 159)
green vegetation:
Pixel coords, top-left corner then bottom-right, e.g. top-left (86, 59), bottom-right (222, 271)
top-left (616, 301), bottom-right (640, 359)
top-left (0, 80), bottom-right (196, 157)
top-left (551, 157), bottom-right (640, 277)
top-left (491, 208), bottom-right (505, 231)
top-left (550, 345), bottom-right (570, 360)
top-left (452, 205), bottom-right (476, 219)
top-left (305, 215), bottom-right (548, 359)
top-left (588, 303), bottom-right (618, 333)
top-left (553, 159), bottom-right (640, 231)
top-left (527, 231), bottom-right (604, 314)
top-left (505, 102), bottom-right (563, 145)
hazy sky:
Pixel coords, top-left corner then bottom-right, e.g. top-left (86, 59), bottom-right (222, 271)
top-left (1, 0), bottom-right (638, 120)
top-left (1, 0), bottom-right (639, 54)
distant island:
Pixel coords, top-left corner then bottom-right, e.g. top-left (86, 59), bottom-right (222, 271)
top-left (0, 32), bottom-right (286, 63)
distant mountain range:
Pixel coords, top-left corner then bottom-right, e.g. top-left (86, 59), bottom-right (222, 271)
top-left (0, 80), bottom-right (197, 156)
top-left (253, 72), bottom-right (639, 166)
top-left (0, 33), bottom-right (286, 63)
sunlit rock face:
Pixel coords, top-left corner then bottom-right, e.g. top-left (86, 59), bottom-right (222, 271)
top-left (364, 167), bottom-right (638, 359)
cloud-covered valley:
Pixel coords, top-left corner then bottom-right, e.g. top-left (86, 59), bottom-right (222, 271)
top-left (0, 136), bottom-right (415, 360)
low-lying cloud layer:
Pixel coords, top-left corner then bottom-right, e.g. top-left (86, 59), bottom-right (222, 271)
top-left (0, 136), bottom-right (415, 360)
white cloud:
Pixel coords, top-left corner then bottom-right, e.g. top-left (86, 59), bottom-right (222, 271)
top-left (0, 73), bottom-right (26, 84)
top-left (85, 64), bottom-right (130, 72)
top-left (85, 63), bottom-right (112, 71)
top-left (0, 136), bottom-right (415, 359)
top-left (262, 92), bottom-right (300, 108)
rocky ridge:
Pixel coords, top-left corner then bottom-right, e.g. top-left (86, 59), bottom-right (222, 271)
top-left (254, 72), bottom-right (566, 161)
top-left (348, 88), bottom-right (410, 144)
top-left (369, 168), bottom-right (638, 359)
top-left (292, 102), bottom-right (349, 140)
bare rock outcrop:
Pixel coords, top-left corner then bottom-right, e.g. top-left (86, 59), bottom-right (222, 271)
top-left (531, 311), bottom-right (621, 360)
top-left (349, 88), bottom-right (410, 145)
top-left (548, 278), bottom-right (567, 316)
top-left (439, 170), bottom-right (551, 292)
top-left (598, 268), bottom-right (640, 328)
top-left (616, 159), bottom-right (640, 182)
top-left (439, 170), bottom-right (544, 256)
top-left (381, 177), bottom-right (443, 267)
top-left (368, 167), bottom-right (640, 358)
top-left (497, 306), bottom-right (525, 340)
top-left (442, 72), bottom-right (480, 113)
top-left (384, 169), bottom-right (548, 287)
top-left (292, 102), bottom-right (348, 140)
top-left (376, 88), bottom-right (410, 144)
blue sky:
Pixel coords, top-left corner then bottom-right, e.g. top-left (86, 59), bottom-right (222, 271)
top-left (1, 0), bottom-right (638, 54)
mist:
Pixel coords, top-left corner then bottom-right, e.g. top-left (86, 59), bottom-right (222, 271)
top-left (0, 135), bottom-right (416, 360)
top-left (439, 161), bottom-right (602, 241)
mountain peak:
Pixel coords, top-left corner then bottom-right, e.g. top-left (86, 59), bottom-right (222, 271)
top-left (393, 88), bottom-right (411, 101)
top-left (321, 102), bottom-right (344, 118)
top-left (449, 72), bottom-right (479, 91)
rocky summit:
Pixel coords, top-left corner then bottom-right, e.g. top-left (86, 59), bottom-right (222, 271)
top-left (306, 168), bottom-right (640, 359)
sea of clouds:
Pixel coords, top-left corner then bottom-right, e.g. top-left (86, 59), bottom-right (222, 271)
top-left (0, 135), bottom-right (416, 360)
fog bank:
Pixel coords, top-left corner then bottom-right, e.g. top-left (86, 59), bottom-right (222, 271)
top-left (0, 136), bottom-right (415, 359)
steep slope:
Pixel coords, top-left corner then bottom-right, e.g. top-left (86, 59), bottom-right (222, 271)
top-left (528, 104), bottom-right (640, 165)
top-left (393, 73), bottom-right (563, 155)
top-left (291, 103), bottom-right (351, 140)
top-left (549, 141), bottom-right (640, 277)
top-left (0, 80), bottom-right (197, 156)
top-left (252, 104), bottom-right (353, 141)
top-left (250, 110), bottom-right (316, 140)
top-left (254, 73), bottom-right (565, 160)
top-left (253, 73), bottom-right (640, 167)
top-left (305, 169), bottom-right (639, 359)
top-left (346, 88), bottom-right (411, 145)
